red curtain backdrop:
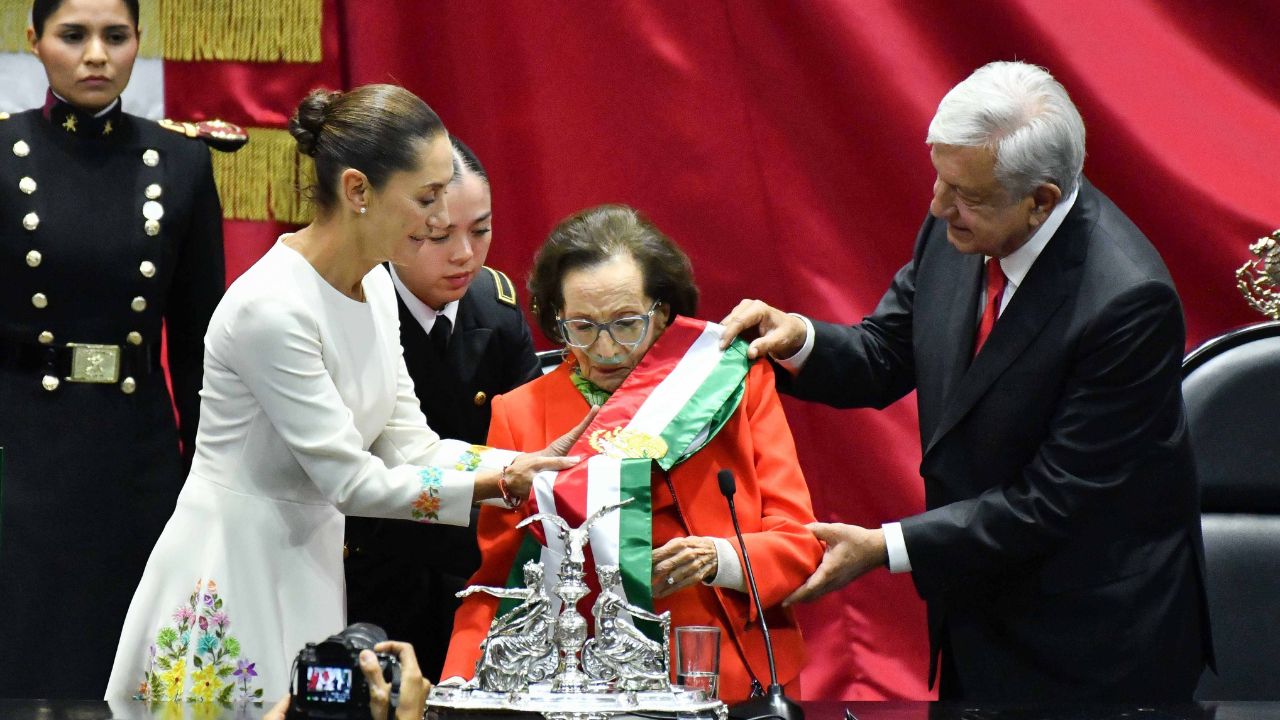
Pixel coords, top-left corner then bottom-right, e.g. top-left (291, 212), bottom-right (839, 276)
top-left (167, 0), bottom-right (1280, 701)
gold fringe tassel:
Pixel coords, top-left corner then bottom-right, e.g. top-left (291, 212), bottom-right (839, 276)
top-left (211, 127), bottom-right (314, 224)
top-left (162, 0), bottom-right (322, 63)
top-left (0, 0), bottom-right (162, 57)
top-left (0, 0), bottom-right (32, 54)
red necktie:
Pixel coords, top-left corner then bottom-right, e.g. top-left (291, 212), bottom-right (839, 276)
top-left (973, 258), bottom-right (1007, 357)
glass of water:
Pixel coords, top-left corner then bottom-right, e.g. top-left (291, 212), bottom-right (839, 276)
top-left (675, 625), bottom-right (721, 699)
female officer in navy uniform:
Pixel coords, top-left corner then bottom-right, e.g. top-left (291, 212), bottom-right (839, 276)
top-left (345, 138), bottom-right (541, 681)
top-left (0, 0), bottom-right (236, 698)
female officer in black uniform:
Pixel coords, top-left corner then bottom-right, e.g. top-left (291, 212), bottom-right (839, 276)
top-left (0, 0), bottom-right (229, 699)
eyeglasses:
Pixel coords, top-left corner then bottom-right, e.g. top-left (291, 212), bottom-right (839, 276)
top-left (558, 301), bottom-right (661, 349)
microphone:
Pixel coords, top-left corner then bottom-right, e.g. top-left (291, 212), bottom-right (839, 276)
top-left (717, 469), bottom-right (804, 720)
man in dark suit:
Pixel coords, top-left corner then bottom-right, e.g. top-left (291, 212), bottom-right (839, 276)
top-left (345, 138), bottom-right (540, 680)
top-left (721, 61), bottom-right (1211, 701)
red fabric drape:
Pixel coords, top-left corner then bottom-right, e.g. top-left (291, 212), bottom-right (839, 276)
top-left (172, 0), bottom-right (1280, 701)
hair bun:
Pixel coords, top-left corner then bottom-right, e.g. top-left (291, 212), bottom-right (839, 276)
top-left (289, 88), bottom-right (342, 157)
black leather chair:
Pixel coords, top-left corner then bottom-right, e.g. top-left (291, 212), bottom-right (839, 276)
top-left (536, 348), bottom-right (563, 375)
top-left (1184, 320), bottom-right (1280, 700)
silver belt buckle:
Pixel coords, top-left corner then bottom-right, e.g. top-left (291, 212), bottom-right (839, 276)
top-left (66, 343), bottom-right (121, 383)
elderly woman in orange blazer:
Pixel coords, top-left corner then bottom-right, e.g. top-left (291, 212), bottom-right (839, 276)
top-left (441, 205), bottom-right (822, 702)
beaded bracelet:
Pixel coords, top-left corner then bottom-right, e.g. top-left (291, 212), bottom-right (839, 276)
top-left (498, 464), bottom-right (522, 509)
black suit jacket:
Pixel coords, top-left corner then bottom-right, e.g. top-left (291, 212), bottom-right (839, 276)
top-left (779, 181), bottom-right (1212, 701)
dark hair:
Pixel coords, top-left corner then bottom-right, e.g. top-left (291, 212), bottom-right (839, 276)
top-left (289, 84), bottom-right (446, 212)
top-left (529, 204), bottom-right (699, 343)
top-left (32, 0), bottom-right (140, 37)
top-left (450, 136), bottom-right (488, 184)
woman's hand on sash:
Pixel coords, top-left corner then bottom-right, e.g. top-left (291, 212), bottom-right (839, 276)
top-left (497, 406), bottom-right (598, 502)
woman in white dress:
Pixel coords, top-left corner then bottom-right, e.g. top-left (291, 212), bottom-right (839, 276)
top-left (105, 84), bottom-right (584, 704)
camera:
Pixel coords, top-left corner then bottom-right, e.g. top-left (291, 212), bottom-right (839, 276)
top-left (286, 622), bottom-right (401, 720)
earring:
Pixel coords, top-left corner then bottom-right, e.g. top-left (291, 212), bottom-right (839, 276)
top-left (358, 207), bottom-right (367, 215)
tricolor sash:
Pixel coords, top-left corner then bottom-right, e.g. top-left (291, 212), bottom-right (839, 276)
top-left (500, 316), bottom-right (750, 634)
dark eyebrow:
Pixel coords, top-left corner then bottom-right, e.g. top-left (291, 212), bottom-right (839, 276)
top-left (472, 211), bottom-right (492, 224)
top-left (54, 22), bottom-right (133, 32)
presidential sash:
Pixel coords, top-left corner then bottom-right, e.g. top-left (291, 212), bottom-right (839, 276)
top-left (500, 316), bottom-right (751, 634)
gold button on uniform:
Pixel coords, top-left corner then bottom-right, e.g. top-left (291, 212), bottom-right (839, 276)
top-left (19, 176), bottom-right (36, 194)
top-left (140, 260), bottom-right (156, 278)
top-left (31, 293), bottom-right (47, 309)
top-left (473, 391), bottom-right (488, 406)
top-left (42, 375), bottom-right (60, 391)
top-left (144, 219), bottom-right (160, 236)
top-left (131, 296), bottom-right (147, 312)
top-left (25, 250), bottom-right (41, 267)
top-left (142, 201), bottom-right (164, 221)
top-left (145, 183), bottom-right (162, 200)
top-left (121, 377), bottom-right (137, 394)
top-left (38, 331), bottom-right (54, 344)
top-left (22, 212), bottom-right (39, 231)
top-left (13, 140), bottom-right (29, 157)
top-left (127, 331), bottom-right (143, 345)
top-left (142, 148), bottom-right (159, 166)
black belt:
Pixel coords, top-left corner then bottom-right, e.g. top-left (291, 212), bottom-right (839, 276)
top-left (0, 337), bottom-right (162, 383)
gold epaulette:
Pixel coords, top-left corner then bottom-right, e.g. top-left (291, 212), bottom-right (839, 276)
top-left (158, 118), bottom-right (249, 153)
top-left (483, 266), bottom-right (518, 307)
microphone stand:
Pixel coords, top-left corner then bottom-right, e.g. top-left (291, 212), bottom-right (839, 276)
top-left (718, 470), bottom-right (804, 720)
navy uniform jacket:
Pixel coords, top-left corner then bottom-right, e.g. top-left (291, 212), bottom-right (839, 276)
top-left (778, 181), bottom-right (1212, 701)
top-left (345, 266), bottom-right (539, 679)
top-left (0, 98), bottom-right (225, 699)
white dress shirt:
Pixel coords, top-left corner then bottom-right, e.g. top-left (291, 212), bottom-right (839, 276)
top-left (389, 264), bottom-right (459, 336)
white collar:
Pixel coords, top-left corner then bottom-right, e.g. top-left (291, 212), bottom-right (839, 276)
top-left (52, 90), bottom-right (120, 118)
top-left (994, 183), bottom-right (1080, 290)
top-left (389, 265), bottom-right (459, 334)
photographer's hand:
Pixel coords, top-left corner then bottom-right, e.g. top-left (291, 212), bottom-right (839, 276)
top-left (263, 694), bottom-right (290, 720)
top-left (364, 641), bottom-right (431, 720)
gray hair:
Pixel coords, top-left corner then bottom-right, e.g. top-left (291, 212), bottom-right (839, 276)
top-left (926, 61), bottom-right (1085, 199)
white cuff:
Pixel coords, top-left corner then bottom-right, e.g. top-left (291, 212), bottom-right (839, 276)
top-left (772, 314), bottom-right (815, 373)
top-left (705, 536), bottom-right (747, 592)
top-left (411, 467), bottom-right (476, 526)
top-left (882, 522), bottom-right (912, 573)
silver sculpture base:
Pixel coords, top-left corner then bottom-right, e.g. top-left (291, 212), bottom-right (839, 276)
top-left (427, 682), bottom-right (727, 720)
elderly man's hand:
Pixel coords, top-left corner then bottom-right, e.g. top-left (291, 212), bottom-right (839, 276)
top-left (783, 523), bottom-right (887, 605)
top-left (718, 299), bottom-right (807, 360)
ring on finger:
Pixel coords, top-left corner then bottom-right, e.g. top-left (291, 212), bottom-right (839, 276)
top-left (666, 576), bottom-right (676, 586)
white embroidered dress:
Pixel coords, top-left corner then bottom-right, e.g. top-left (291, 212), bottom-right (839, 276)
top-left (106, 241), bottom-right (515, 703)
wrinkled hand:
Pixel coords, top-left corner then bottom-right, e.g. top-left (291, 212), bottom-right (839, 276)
top-left (366, 641), bottom-right (431, 720)
top-left (258, 640), bottom-right (430, 720)
top-left (652, 536), bottom-right (719, 599)
top-left (783, 523), bottom-right (886, 605)
top-left (718, 299), bottom-right (807, 360)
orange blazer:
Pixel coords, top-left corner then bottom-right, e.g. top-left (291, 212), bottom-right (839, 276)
top-left (442, 360), bottom-right (823, 702)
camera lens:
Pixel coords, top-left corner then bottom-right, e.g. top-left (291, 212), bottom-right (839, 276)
top-left (336, 622), bottom-right (389, 651)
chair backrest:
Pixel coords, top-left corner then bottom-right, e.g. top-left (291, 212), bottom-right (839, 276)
top-left (536, 349), bottom-right (563, 375)
top-left (1183, 320), bottom-right (1280, 700)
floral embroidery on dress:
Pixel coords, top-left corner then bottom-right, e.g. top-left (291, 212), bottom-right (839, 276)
top-left (411, 466), bottom-right (444, 522)
top-left (139, 578), bottom-right (263, 704)
top-left (454, 444), bottom-right (489, 471)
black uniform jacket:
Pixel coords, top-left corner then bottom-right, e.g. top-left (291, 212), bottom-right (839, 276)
top-left (0, 99), bottom-right (225, 698)
top-left (778, 181), bottom-right (1212, 701)
top-left (345, 265), bottom-right (539, 677)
